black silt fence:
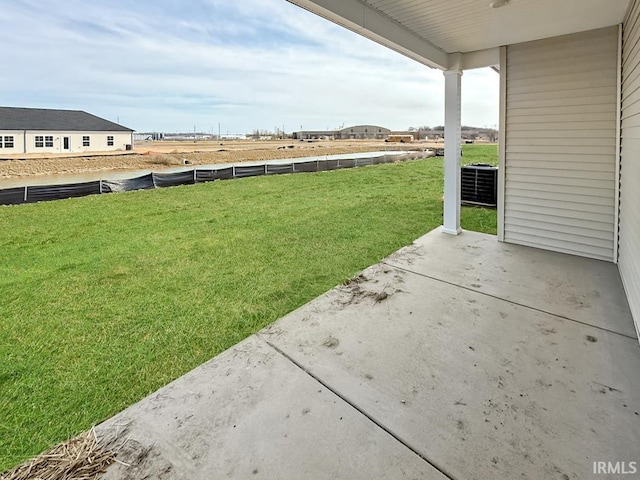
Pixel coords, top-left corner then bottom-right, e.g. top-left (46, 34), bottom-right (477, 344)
top-left (0, 187), bottom-right (26, 205)
top-left (317, 159), bottom-right (339, 171)
top-left (0, 152), bottom-right (425, 206)
top-left (213, 167), bottom-right (234, 180)
top-left (234, 165), bottom-right (265, 178)
top-left (293, 161), bottom-right (318, 173)
top-left (338, 158), bottom-right (356, 169)
top-left (196, 167), bottom-right (233, 182)
top-left (101, 174), bottom-right (155, 193)
top-left (267, 163), bottom-right (294, 175)
top-left (26, 181), bottom-right (101, 203)
top-left (152, 171), bottom-right (195, 188)
top-left (195, 169), bottom-right (216, 183)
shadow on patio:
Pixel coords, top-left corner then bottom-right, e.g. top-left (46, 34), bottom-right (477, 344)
top-left (98, 228), bottom-right (640, 480)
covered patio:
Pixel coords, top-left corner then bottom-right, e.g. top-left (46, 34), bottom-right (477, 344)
top-left (284, 0), bottom-right (639, 334)
top-left (98, 228), bottom-right (639, 479)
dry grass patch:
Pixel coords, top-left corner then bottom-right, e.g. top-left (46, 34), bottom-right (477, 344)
top-left (0, 429), bottom-right (115, 480)
top-left (141, 153), bottom-right (182, 166)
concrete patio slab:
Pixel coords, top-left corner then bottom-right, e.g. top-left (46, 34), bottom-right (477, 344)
top-left (97, 335), bottom-right (448, 480)
top-left (384, 228), bottom-right (637, 338)
top-left (98, 228), bottom-right (640, 480)
top-left (262, 261), bottom-right (640, 480)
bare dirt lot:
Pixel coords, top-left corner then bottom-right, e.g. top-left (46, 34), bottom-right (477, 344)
top-left (0, 139), bottom-right (438, 180)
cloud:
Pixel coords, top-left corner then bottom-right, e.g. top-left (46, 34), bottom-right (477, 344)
top-left (0, 0), bottom-right (498, 132)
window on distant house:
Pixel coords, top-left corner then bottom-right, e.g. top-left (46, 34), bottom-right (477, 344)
top-left (83, 136), bottom-right (90, 147)
top-left (107, 135), bottom-right (114, 146)
top-left (5, 136), bottom-right (14, 148)
top-left (45, 136), bottom-right (53, 147)
top-left (35, 136), bottom-right (44, 148)
top-left (365, 128), bottom-right (368, 132)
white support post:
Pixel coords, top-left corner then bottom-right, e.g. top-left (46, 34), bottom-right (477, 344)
top-left (443, 68), bottom-right (463, 235)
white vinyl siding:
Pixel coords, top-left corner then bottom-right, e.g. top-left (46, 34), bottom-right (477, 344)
top-left (4, 132), bottom-right (133, 154)
top-left (621, 0), bottom-right (640, 336)
top-left (504, 27), bottom-right (618, 261)
top-left (0, 131), bottom-right (23, 153)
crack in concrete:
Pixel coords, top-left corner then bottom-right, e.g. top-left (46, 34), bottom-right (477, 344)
top-left (382, 261), bottom-right (638, 341)
top-left (261, 337), bottom-right (458, 480)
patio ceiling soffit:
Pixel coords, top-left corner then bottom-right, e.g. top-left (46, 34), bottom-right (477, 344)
top-left (287, 0), bottom-right (500, 71)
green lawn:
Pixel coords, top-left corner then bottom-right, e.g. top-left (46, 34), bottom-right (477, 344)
top-left (462, 142), bottom-right (499, 166)
top-left (0, 145), bottom-right (496, 471)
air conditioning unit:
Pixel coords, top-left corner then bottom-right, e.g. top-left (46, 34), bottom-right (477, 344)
top-left (461, 163), bottom-right (498, 207)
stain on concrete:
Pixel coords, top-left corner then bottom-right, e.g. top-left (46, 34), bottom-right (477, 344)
top-left (338, 267), bottom-right (401, 306)
top-left (322, 336), bottom-right (340, 349)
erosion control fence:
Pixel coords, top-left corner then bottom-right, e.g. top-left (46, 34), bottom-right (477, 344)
top-left (0, 152), bottom-right (425, 206)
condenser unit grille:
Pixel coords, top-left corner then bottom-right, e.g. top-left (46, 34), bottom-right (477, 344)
top-left (461, 164), bottom-right (498, 207)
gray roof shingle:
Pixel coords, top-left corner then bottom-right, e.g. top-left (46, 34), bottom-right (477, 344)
top-left (0, 107), bottom-right (133, 132)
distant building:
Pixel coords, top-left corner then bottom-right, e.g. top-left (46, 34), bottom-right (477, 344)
top-left (336, 125), bottom-right (390, 140)
top-left (292, 130), bottom-right (336, 140)
top-left (220, 133), bottom-right (247, 140)
top-left (387, 134), bottom-right (414, 143)
top-left (134, 132), bottom-right (164, 141)
top-left (0, 107), bottom-right (134, 154)
top-left (293, 125), bottom-right (390, 140)
top-left (391, 130), bottom-right (421, 140)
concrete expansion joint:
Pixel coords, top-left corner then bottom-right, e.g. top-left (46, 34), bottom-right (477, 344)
top-left (259, 336), bottom-right (459, 480)
top-left (380, 261), bottom-right (638, 341)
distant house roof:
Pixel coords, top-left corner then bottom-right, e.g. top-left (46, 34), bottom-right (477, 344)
top-left (0, 107), bottom-right (133, 132)
top-left (338, 125), bottom-right (390, 133)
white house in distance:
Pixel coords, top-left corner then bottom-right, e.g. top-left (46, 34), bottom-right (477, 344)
top-left (0, 106), bottom-right (134, 154)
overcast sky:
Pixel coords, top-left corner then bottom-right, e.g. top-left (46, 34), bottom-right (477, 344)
top-left (0, 0), bottom-right (499, 134)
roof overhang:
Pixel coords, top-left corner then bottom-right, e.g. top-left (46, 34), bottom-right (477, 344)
top-left (287, 0), bottom-right (630, 71)
top-left (288, 0), bottom-right (450, 69)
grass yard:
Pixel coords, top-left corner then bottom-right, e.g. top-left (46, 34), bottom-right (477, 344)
top-left (0, 145), bottom-right (497, 471)
top-left (462, 142), bottom-right (499, 166)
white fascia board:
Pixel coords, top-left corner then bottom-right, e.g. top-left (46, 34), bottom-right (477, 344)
top-left (287, 0), bottom-right (450, 69)
top-left (461, 48), bottom-right (501, 70)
